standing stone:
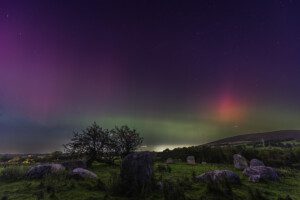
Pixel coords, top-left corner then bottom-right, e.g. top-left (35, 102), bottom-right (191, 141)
top-left (70, 168), bottom-right (98, 179)
top-left (243, 166), bottom-right (279, 182)
top-left (233, 154), bottom-right (248, 170)
top-left (166, 158), bottom-right (174, 164)
top-left (250, 159), bottom-right (265, 167)
top-left (120, 152), bottom-right (154, 192)
top-left (187, 156), bottom-right (196, 165)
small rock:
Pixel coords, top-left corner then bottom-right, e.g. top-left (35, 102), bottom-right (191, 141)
top-left (250, 159), bottom-right (265, 167)
top-left (71, 168), bottom-right (98, 179)
top-left (243, 166), bottom-right (279, 182)
top-left (196, 170), bottom-right (240, 184)
top-left (187, 156), bottom-right (196, 165)
top-left (233, 154), bottom-right (248, 170)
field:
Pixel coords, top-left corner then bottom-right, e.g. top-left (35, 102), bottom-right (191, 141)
top-left (0, 162), bottom-right (299, 200)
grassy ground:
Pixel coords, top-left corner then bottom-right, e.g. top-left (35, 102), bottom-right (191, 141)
top-left (0, 162), bottom-right (299, 200)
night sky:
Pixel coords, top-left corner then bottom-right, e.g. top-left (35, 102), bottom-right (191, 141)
top-left (1, 0), bottom-right (300, 153)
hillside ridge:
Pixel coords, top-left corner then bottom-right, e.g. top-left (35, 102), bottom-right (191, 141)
top-left (207, 130), bottom-right (300, 145)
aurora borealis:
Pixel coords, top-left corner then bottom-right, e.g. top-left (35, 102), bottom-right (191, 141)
top-left (1, 0), bottom-right (300, 153)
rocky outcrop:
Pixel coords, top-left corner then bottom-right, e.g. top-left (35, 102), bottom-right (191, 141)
top-left (70, 168), bottom-right (98, 179)
top-left (196, 170), bottom-right (240, 184)
top-left (250, 159), bottom-right (265, 167)
top-left (187, 156), bottom-right (196, 165)
top-left (120, 152), bottom-right (154, 191)
top-left (233, 154), bottom-right (248, 170)
top-left (26, 164), bottom-right (65, 179)
top-left (243, 166), bottom-right (279, 182)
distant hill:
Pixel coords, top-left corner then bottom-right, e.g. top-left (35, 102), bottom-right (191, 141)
top-left (207, 130), bottom-right (300, 145)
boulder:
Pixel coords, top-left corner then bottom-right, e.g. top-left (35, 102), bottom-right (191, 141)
top-left (166, 158), bottom-right (174, 164)
top-left (61, 160), bottom-right (87, 170)
top-left (250, 159), bottom-right (265, 167)
top-left (196, 170), bottom-right (240, 184)
top-left (26, 164), bottom-right (65, 179)
top-left (120, 152), bottom-right (154, 190)
top-left (233, 154), bottom-right (248, 170)
top-left (243, 166), bottom-right (279, 182)
top-left (70, 168), bottom-right (98, 179)
top-left (187, 156), bottom-right (196, 165)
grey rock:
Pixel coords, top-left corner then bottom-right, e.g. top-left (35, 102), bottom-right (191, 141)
top-left (120, 151), bottom-right (154, 189)
top-left (187, 156), bottom-right (196, 165)
top-left (243, 166), bottom-right (279, 182)
top-left (250, 159), bottom-right (265, 167)
top-left (26, 164), bottom-right (65, 179)
top-left (233, 154), bottom-right (248, 170)
top-left (196, 170), bottom-right (240, 184)
top-left (70, 168), bottom-right (98, 179)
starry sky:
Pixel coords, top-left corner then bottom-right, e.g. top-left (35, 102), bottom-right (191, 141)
top-left (1, 0), bottom-right (300, 153)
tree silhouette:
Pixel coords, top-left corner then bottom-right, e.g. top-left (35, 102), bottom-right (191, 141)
top-left (112, 125), bottom-right (143, 158)
top-left (64, 122), bottom-right (143, 166)
top-left (64, 122), bottom-right (114, 166)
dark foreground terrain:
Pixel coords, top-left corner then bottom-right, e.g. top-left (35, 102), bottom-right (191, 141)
top-left (0, 161), bottom-right (299, 200)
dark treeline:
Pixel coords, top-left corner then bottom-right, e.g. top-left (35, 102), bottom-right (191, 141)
top-left (157, 145), bottom-right (300, 168)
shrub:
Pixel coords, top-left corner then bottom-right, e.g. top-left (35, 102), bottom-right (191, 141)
top-left (0, 166), bottom-right (28, 181)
